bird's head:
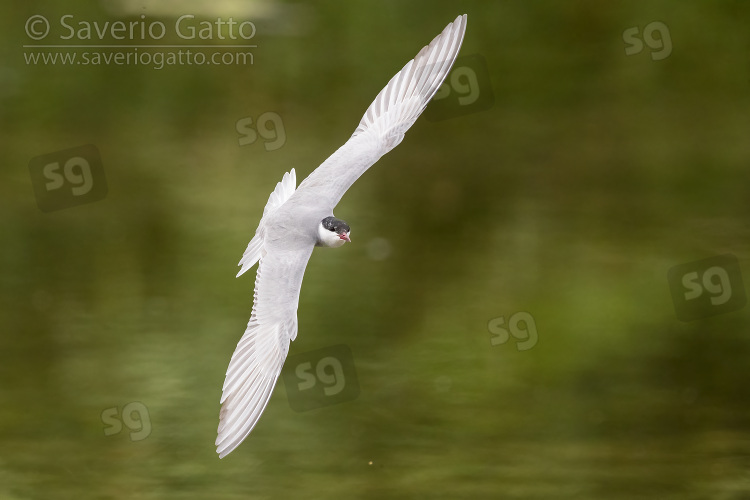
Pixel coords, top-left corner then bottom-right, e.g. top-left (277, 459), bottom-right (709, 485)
top-left (318, 216), bottom-right (351, 248)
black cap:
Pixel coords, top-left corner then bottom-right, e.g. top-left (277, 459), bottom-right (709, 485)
top-left (321, 216), bottom-right (350, 234)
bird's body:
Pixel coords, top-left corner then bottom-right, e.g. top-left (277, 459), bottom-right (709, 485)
top-left (216, 14), bottom-right (467, 458)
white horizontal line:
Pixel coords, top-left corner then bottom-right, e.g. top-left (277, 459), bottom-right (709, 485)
top-left (23, 45), bottom-right (257, 48)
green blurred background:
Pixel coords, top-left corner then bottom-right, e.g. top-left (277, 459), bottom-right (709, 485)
top-left (2, 1), bottom-right (750, 498)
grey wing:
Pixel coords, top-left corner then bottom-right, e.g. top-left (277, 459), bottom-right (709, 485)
top-left (216, 244), bottom-right (314, 458)
top-left (293, 14), bottom-right (467, 213)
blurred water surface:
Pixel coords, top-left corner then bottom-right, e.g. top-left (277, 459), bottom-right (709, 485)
top-left (2, 1), bottom-right (750, 498)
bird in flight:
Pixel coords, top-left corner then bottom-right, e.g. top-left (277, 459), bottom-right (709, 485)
top-left (216, 14), bottom-right (467, 458)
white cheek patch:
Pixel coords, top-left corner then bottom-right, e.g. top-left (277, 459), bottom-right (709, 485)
top-left (317, 223), bottom-right (349, 247)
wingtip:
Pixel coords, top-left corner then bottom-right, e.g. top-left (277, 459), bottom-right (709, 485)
top-left (216, 447), bottom-right (229, 459)
top-left (453, 14), bottom-right (468, 39)
top-left (350, 12), bottom-right (468, 144)
top-left (451, 14), bottom-right (468, 41)
top-left (236, 261), bottom-right (251, 277)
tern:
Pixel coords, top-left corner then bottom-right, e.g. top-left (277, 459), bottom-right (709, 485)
top-left (216, 14), bottom-right (467, 458)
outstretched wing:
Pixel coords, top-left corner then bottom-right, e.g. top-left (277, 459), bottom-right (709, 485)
top-left (294, 14), bottom-right (467, 213)
top-left (216, 244), bottom-right (313, 458)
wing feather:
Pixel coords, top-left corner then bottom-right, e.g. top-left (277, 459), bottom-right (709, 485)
top-left (216, 245), bottom-right (312, 458)
top-left (294, 14), bottom-right (467, 212)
